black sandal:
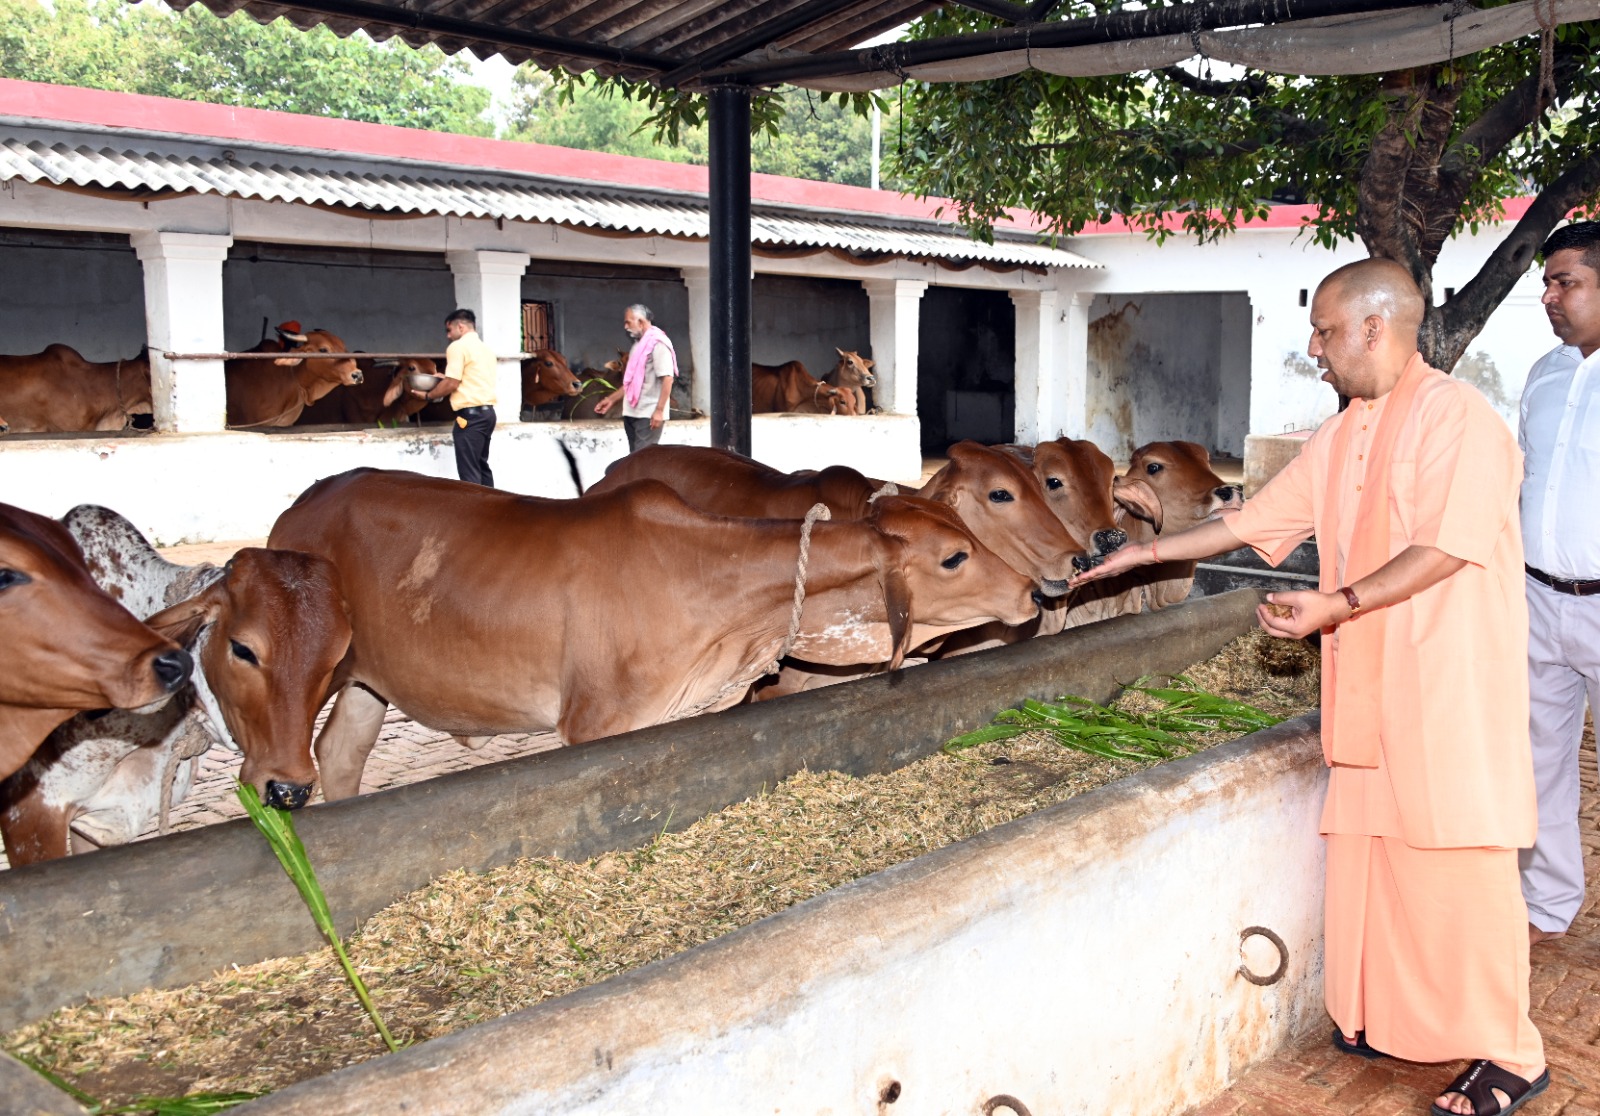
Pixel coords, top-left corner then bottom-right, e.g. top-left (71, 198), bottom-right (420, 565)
top-left (1331, 1029), bottom-right (1387, 1060)
top-left (1429, 1060), bottom-right (1550, 1116)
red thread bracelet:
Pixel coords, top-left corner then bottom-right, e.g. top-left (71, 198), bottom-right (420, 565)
top-left (1150, 538), bottom-right (1160, 563)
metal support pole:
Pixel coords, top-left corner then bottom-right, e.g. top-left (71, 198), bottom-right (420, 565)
top-left (708, 84), bottom-right (753, 457)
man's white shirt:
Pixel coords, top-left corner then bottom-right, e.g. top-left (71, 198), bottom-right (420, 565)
top-left (1520, 343), bottom-right (1600, 578)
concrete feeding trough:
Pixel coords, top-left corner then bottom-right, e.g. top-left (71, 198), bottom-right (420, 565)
top-left (1, 590), bottom-right (1328, 1115)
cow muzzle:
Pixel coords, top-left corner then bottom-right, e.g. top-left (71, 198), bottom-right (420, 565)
top-left (153, 648), bottom-right (194, 692)
top-left (264, 780), bottom-right (314, 810)
top-left (1091, 527), bottom-right (1128, 556)
top-left (1038, 577), bottom-right (1071, 598)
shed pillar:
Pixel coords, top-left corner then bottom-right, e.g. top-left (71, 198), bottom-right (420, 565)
top-left (447, 249), bottom-right (531, 426)
top-left (861, 278), bottom-right (927, 417)
top-left (708, 85), bottom-right (753, 456)
top-left (1057, 291), bottom-right (1093, 440)
top-left (679, 266), bottom-right (712, 416)
top-left (131, 231), bottom-right (232, 434)
top-left (1011, 288), bottom-right (1061, 443)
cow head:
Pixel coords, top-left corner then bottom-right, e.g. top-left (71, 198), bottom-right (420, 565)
top-left (1113, 441), bottom-right (1244, 536)
top-left (373, 358), bottom-right (439, 422)
top-left (867, 495), bottom-right (1039, 661)
top-left (143, 548), bottom-right (351, 811)
top-left (1029, 439), bottom-right (1127, 571)
top-left (832, 349), bottom-right (877, 388)
top-left (919, 441), bottom-right (1087, 596)
top-left (814, 380), bottom-right (854, 415)
top-left (0, 414), bottom-right (8, 434)
top-left (273, 329), bottom-right (363, 396)
top-left (523, 349), bottom-right (582, 409)
top-left (0, 503), bottom-right (190, 779)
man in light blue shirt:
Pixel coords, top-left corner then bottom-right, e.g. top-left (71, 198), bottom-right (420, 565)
top-left (1519, 220), bottom-right (1600, 945)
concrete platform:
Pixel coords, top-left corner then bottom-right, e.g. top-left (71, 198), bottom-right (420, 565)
top-left (1190, 736), bottom-right (1600, 1116)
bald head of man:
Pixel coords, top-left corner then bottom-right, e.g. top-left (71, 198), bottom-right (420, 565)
top-left (1308, 258), bottom-right (1426, 400)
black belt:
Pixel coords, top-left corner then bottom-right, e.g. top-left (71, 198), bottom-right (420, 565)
top-left (455, 405), bottom-right (494, 416)
top-left (1526, 565), bottom-right (1600, 596)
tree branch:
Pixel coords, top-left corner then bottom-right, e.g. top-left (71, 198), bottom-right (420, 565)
top-left (1424, 148), bottom-right (1600, 369)
top-left (1157, 65), bottom-right (1268, 100)
top-left (1441, 44), bottom-right (1588, 184)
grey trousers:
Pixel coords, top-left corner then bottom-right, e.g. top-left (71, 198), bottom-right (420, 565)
top-left (623, 415), bottom-right (662, 453)
top-left (1521, 574), bottom-right (1600, 931)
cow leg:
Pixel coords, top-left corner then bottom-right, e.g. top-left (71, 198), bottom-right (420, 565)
top-left (314, 683), bottom-right (388, 801)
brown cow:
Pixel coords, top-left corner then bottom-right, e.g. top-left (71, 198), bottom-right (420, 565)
top-left (588, 445), bottom-right (884, 520)
top-left (753, 361), bottom-right (855, 415)
top-left (268, 468), bottom-right (1037, 798)
top-left (936, 438), bottom-right (1130, 654)
top-left (0, 345), bottom-right (152, 433)
top-left (0, 507), bottom-right (351, 864)
top-left (1071, 440), bottom-right (1246, 622)
top-left (522, 348), bottom-right (583, 413)
top-left (226, 329), bottom-right (363, 428)
top-left (824, 349), bottom-right (877, 416)
top-left (297, 357), bottom-right (440, 427)
top-left (0, 502), bottom-right (191, 782)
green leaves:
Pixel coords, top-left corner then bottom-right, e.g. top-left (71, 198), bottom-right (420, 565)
top-left (0, 0), bottom-right (493, 135)
top-left (234, 782), bottom-right (400, 1055)
top-left (946, 676), bottom-right (1283, 762)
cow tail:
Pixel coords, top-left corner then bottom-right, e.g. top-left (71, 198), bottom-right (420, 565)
top-left (558, 440), bottom-right (584, 496)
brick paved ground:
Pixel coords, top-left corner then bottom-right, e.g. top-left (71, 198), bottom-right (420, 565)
top-left (1189, 733), bottom-right (1600, 1116)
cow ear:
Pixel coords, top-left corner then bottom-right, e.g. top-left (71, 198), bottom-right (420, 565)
top-left (1113, 476), bottom-right (1163, 532)
top-left (863, 358), bottom-right (874, 369)
top-left (879, 558), bottom-right (915, 670)
top-left (381, 374), bottom-right (406, 408)
top-left (144, 579), bottom-right (227, 649)
top-left (273, 354), bottom-right (305, 367)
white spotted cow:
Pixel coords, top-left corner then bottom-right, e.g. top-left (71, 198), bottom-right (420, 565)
top-left (0, 506), bottom-right (351, 866)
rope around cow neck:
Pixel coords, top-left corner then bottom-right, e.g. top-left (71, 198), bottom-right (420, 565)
top-left (676, 501), bottom-right (831, 720)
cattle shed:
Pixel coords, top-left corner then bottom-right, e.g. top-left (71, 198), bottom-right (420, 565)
top-left (0, 79), bottom-right (1109, 538)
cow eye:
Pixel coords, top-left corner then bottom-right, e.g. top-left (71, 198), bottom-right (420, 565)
top-left (988, 489), bottom-right (1014, 503)
top-left (0, 568), bottom-right (30, 592)
top-left (230, 640), bottom-right (259, 666)
top-left (1045, 477), bottom-right (1064, 490)
top-left (1145, 462), bottom-right (1165, 475)
top-left (942, 551), bottom-right (969, 570)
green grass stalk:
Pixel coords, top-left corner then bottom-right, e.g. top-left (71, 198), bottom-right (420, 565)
top-left (234, 782), bottom-right (400, 1053)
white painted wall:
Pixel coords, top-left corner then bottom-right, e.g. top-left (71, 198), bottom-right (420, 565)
top-left (234, 722), bottom-right (1329, 1116)
top-left (0, 415), bottom-right (922, 543)
top-left (1064, 222), bottom-right (1550, 437)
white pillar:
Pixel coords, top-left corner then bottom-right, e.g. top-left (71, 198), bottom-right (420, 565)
top-left (447, 249), bottom-right (531, 425)
top-left (1058, 292), bottom-right (1093, 440)
top-left (680, 266), bottom-right (712, 415)
top-left (1010, 288), bottom-right (1061, 443)
top-left (861, 278), bottom-right (927, 416)
top-left (132, 231), bottom-right (233, 433)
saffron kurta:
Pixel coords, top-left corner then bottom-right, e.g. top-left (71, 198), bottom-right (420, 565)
top-left (1229, 358), bottom-right (1542, 1066)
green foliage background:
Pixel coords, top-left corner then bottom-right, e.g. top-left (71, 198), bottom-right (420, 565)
top-left (0, 0), bottom-right (495, 133)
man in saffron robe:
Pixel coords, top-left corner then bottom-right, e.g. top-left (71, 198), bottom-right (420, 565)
top-left (1074, 259), bottom-right (1545, 1116)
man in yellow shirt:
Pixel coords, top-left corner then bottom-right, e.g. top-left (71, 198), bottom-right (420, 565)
top-left (415, 308), bottom-right (498, 486)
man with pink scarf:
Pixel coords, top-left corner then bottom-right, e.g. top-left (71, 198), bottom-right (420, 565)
top-left (595, 303), bottom-right (676, 452)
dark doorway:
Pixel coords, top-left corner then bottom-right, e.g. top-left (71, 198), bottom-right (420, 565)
top-left (916, 286), bottom-right (1016, 454)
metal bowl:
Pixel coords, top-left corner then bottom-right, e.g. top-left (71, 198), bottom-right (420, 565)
top-left (406, 372), bottom-right (442, 393)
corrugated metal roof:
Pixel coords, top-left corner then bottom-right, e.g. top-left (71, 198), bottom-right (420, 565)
top-left (157, 0), bottom-right (940, 85)
top-left (0, 138), bottom-right (1098, 269)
